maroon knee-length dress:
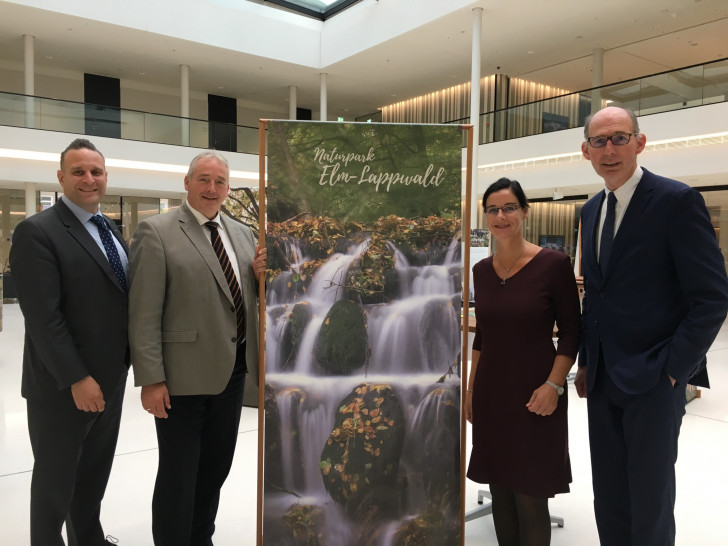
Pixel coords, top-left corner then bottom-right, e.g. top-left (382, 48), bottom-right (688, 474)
top-left (467, 248), bottom-right (581, 498)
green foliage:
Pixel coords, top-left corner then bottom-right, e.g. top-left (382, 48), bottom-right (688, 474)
top-left (267, 121), bottom-right (462, 223)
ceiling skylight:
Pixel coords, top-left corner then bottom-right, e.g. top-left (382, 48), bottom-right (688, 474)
top-left (265, 0), bottom-right (362, 20)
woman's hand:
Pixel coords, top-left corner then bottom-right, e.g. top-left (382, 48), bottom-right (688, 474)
top-left (526, 384), bottom-right (559, 416)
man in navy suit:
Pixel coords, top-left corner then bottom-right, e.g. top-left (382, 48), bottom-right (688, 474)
top-left (574, 106), bottom-right (728, 545)
top-left (10, 139), bottom-right (129, 545)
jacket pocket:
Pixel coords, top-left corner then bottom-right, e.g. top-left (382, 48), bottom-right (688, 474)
top-left (161, 330), bottom-right (197, 343)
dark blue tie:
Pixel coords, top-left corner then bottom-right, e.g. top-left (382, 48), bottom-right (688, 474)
top-left (89, 215), bottom-right (128, 292)
top-left (599, 192), bottom-right (617, 274)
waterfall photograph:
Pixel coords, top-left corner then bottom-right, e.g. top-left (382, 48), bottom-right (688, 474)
top-left (263, 121), bottom-right (464, 545)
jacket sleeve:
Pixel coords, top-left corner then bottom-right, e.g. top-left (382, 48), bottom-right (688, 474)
top-left (128, 220), bottom-right (168, 386)
top-left (9, 220), bottom-right (89, 389)
top-left (663, 187), bottom-right (728, 385)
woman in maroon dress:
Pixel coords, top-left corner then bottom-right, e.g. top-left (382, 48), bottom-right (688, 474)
top-left (464, 178), bottom-right (581, 546)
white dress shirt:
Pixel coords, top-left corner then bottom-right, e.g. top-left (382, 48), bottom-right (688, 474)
top-left (61, 195), bottom-right (129, 276)
top-left (185, 201), bottom-right (243, 285)
top-left (596, 166), bottom-right (643, 261)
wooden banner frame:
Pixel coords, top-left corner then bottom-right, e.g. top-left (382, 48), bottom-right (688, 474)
top-left (255, 121), bottom-right (473, 545)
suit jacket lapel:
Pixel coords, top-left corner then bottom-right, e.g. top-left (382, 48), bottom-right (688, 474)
top-left (55, 200), bottom-right (126, 292)
top-left (221, 215), bottom-right (251, 288)
top-left (106, 217), bottom-right (129, 255)
top-left (178, 206), bottom-right (234, 304)
top-left (602, 171), bottom-right (656, 278)
top-left (581, 192), bottom-right (604, 282)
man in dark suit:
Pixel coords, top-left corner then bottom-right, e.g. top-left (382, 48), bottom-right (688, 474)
top-left (575, 106), bottom-right (728, 545)
top-left (9, 138), bottom-right (129, 546)
top-left (128, 151), bottom-right (266, 545)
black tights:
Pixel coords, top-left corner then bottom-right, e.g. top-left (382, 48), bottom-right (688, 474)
top-left (489, 483), bottom-right (551, 546)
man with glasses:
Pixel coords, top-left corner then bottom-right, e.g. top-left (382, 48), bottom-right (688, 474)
top-left (575, 106), bottom-right (728, 546)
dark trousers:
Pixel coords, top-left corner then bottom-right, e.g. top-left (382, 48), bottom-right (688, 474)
top-left (587, 357), bottom-right (687, 546)
top-left (26, 380), bottom-right (125, 546)
top-left (151, 349), bottom-right (247, 546)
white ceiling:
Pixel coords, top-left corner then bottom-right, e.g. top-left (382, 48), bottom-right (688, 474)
top-left (0, 0), bottom-right (727, 120)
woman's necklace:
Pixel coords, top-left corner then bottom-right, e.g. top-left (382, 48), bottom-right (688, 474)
top-left (494, 245), bottom-right (526, 286)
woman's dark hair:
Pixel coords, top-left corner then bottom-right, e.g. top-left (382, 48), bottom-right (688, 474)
top-left (482, 177), bottom-right (529, 211)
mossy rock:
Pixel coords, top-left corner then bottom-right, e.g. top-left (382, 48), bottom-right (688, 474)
top-left (281, 504), bottom-right (326, 546)
top-left (265, 233), bottom-right (291, 272)
top-left (320, 383), bottom-right (405, 522)
top-left (314, 300), bottom-right (368, 375)
top-left (263, 383), bottom-right (284, 492)
top-left (388, 509), bottom-right (460, 546)
top-left (280, 302), bottom-right (312, 371)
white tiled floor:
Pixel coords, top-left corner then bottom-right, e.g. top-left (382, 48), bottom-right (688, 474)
top-left (1, 302), bottom-right (726, 545)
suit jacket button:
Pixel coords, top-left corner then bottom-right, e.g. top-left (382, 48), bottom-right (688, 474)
top-left (231, 337), bottom-right (237, 343)
top-left (600, 292), bottom-right (605, 298)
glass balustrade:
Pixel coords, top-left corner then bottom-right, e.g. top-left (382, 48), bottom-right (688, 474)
top-left (0, 93), bottom-right (260, 154)
top-left (1, 58), bottom-right (726, 150)
top-left (448, 57), bottom-right (728, 144)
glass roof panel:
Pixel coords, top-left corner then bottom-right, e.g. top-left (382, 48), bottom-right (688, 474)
top-left (264, 0), bottom-right (362, 20)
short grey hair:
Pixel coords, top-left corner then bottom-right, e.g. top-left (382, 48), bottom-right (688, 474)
top-left (583, 106), bottom-right (641, 139)
top-left (187, 151), bottom-right (230, 178)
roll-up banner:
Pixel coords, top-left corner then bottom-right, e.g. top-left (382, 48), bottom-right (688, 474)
top-left (261, 121), bottom-right (467, 545)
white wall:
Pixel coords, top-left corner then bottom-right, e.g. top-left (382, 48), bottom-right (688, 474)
top-left (6, 0), bottom-right (323, 68)
top-left (0, 125), bottom-right (261, 197)
top-left (472, 101), bottom-right (728, 199)
top-left (2, 102), bottom-right (725, 200)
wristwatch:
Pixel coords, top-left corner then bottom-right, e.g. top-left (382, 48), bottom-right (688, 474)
top-left (545, 380), bottom-right (564, 395)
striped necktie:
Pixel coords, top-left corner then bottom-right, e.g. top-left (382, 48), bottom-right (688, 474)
top-left (205, 221), bottom-right (246, 343)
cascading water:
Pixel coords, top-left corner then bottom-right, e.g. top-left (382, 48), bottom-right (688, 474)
top-left (264, 235), bottom-right (462, 545)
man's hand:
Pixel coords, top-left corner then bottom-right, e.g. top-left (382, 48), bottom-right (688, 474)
top-left (252, 245), bottom-right (267, 283)
top-left (71, 375), bottom-right (105, 412)
top-left (575, 366), bottom-right (587, 398)
top-left (141, 382), bottom-right (171, 419)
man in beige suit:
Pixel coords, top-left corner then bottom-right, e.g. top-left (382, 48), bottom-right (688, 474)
top-left (128, 151), bottom-right (265, 546)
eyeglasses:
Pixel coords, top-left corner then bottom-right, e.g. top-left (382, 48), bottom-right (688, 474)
top-left (585, 133), bottom-right (637, 148)
top-left (485, 204), bottom-right (521, 216)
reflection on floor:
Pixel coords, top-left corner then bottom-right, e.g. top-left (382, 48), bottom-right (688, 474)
top-left (1, 303), bottom-right (726, 545)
